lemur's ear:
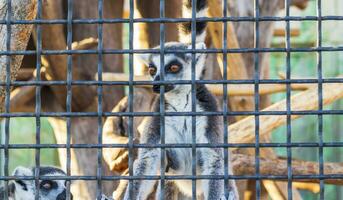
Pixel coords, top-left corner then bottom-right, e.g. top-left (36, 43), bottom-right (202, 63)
top-left (187, 42), bottom-right (206, 50)
top-left (12, 166), bottom-right (32, 188)
top-left (136, 54), bottom-right (150, 66)
top-left (12, 166), bottom-right (32, 177)
top-left (187, 42), bottom-right (207, 62)
top-left (195, 42), bottom-right (206, 50)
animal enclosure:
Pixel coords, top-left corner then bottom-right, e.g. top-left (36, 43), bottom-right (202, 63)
top-left (0, 0), bottom-right (343, 199)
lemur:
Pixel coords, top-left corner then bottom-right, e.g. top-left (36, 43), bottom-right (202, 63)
top-left (123, 0), bottom-right (239, 199)
top-left (0, 166), bottom-right (72, 200)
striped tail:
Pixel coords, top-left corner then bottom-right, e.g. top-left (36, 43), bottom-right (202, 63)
top-left (179, 0), bottom-right (208, 44)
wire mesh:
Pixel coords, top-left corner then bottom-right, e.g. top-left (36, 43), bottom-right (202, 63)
top-left (0, 0), bottom-right (342, 200)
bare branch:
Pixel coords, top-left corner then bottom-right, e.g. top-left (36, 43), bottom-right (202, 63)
top-left (228, 78), bottom-right (343, 145)
top-left (232, 153), bottom-right (343, 185)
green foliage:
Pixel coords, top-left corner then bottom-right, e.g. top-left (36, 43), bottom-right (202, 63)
top-left (270, 1), bottom-right (343, 199)
top-left (2, 118), bottom-right (59, 174)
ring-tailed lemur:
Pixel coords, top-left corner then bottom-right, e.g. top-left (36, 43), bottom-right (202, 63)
top-left (123, 0), bottom-right (239, 199)
top-left (0, 166), bottom-right (72, 200)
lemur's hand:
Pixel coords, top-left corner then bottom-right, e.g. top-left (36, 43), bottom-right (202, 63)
top-left (102, 96), bottom-right (131, 173)
top-left (98, 194), bottom-right (113, 200)
top-left (103, 135), bottom-right (129, 172)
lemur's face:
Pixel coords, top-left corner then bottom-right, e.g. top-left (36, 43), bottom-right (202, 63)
top-left (141, 42), bottom-right (206, 94)
top-left (12, 166), bottom-right (72, 200)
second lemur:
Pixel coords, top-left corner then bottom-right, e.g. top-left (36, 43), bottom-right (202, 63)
top-left (123, 0), bottom-right (239, 199)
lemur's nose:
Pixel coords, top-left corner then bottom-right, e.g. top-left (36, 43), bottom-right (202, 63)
top-left (152, 75), bottom-right (160, 93)
top-left (153, 75), bottom-right (160, 81)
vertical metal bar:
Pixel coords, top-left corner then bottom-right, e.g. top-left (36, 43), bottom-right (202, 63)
top-left (253, 0), bottom-right (261, 199)
top-left (0, 121), bottom-right (3, 179)
top-left (3, 0), bottom-right (12, 199)
top-left (66, 0), bottom-right (73, 199)
top-left (317, 0), bottom-right (324, 199)
top-left (97, 0), bottom-right (104, 199)
top-left (128, 0), bottom-right (134, 198)
top-left (222, 0), bottom-right (229, 198)
top-left (191, 0), bottom-right (197, 199)
top-left (285, 0), bottom-right (293, 199)
top-left (35, 0), bottom-right (43, 199)
top-left (159, 0), bottom-right (166, 199)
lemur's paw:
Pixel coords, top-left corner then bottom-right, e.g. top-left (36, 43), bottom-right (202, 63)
top-left (98, 194), bottom-right (113, 200)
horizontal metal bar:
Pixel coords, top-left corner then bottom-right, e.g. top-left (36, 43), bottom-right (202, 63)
top-left (0, 174), bottom-right (343, 181)
top-left (1, 46), bottom-right (343, 56)
top-left (2, 78), bottom-right (343, 87)
top-left (0, 110), bottom-right (343, 118)
top-left (0, 15), bottom-right (343, 25)
top-left (1, 142), bottom-right (343, 149)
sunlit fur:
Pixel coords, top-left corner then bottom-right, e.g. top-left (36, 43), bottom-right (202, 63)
top-left (0, 166), bottom-right (71, 200)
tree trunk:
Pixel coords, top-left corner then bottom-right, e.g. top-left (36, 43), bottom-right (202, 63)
top-left (36, 0), bottom-right (125, 199)
top-left (0, 0), bottom-right (37, 111)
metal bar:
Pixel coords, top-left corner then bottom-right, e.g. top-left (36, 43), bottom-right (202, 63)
top-left (2, 174), bottom-right (343, 181)
top-left (4, 141), bottom-right (343, 149)
top-left (285, 0), bottom-right (293, 199)
top-left (3, 0), bottom-right (12, 198)
top-left (96, 0), bottom-right (104, 199)
top-left (66, 0), bottom-right (73, 199)
top-left (3, 46), bottom-right (343, 55)
top-left (128, 0), bottom-right (134, 198)
top-left (222, 0), bottom-right (229, 198)
top-left (1, 15), bottom-right (343, 25)
top-left (159, 0), bottom-right (166, 199)
top-left (317, 0), bottom-right (324, 199)
top-left (34, 0), bottom-right (43, 199)
top-left (254, 0), bottom-right (261, 198)
top-left (191, 0), bottom-right (197, 199)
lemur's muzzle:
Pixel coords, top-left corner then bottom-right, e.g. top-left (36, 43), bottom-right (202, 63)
top-left (152, 75), bottom-right (174, 93)
top-left (57, 189), bottom-right (73, 200)
top-left (152, 84), bottom-right (174, 93)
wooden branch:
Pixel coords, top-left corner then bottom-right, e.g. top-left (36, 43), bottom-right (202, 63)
top-left (262, 180), bottom-right (285, 200)
top-left (293, 182), bottom-right (320, 193)
top-left (16, 68), bottom-right (34, 80)
top-left (207, 0), bottom-right (255, 117)
top-left (228, 78), bottom-right (343, 145)
top-left (39, 0), bottom-right (96, 111)
top-left (273, 28), bottom-right (300, 37)
top-left (232, 153), bottom-right (343, 185)
top-left (291, 0), bottom-right (309, 10)
top-left (0, 0), bottom-right (37, 111)
top-left (279, 0), bottom-right (309, 10)
top-left (9, 83), bottom-right (35, 112)
top-left (71, 37), bottom-right (98, 50)
top-left (100, 72), bottom-right (312, 96)
top-left (9, 67), bottom-right (47, 112)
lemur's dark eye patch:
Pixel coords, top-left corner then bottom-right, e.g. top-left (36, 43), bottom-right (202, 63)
top-left (16, 180), bottom-right (28, 191)
top-left (40, 180), bottom-right (57, 190)
top-left (148, 65), bottom-right (157, 76)
top-left (166, 60), bottom-right (182, 73)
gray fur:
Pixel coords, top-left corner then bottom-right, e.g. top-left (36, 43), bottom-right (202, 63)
top-left (125, 43), bottom-right (238, 200)
top-left (124, 0), bottom-right (238, 198)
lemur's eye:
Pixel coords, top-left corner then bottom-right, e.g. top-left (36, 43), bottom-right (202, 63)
top-left (169, 65), bottom-right (180, 73)
top-left (148, 67), bottom-right (157, 76)
top-left (40, 180), bottom-right (53, 190)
